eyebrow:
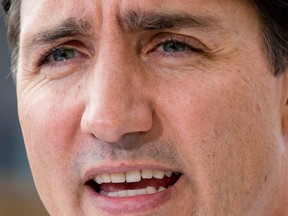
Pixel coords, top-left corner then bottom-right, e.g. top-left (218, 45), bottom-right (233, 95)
top-left (118, 10), bottom-right (222, 32)
top-left (24, 10), bottom-right (222, 51)
top-left (25, 18), bottom-right (92, 50)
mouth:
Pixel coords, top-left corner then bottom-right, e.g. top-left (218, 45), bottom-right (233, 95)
top-left (85, 169), bottom-right (182, 198)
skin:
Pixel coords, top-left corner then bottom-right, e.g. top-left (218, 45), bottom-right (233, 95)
top-left (17, 0), bottom-right (288, 215)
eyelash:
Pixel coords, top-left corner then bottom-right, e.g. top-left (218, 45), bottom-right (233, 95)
top-left (36, 36), bottom-right (205, 68)
top-left (148, 36), bottom-right (205, 58)
top-left (37, 46), bottom-right (78, 67)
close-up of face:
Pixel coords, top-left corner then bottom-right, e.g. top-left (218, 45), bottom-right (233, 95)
top-left (16, 0), bottom-right (288, 215)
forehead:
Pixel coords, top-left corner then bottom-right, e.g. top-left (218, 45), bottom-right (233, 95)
top-left (20, 0), bottom-right (258, 33)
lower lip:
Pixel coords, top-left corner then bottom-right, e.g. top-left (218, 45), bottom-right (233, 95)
top-left (84, 176), bottom-right (184, 214)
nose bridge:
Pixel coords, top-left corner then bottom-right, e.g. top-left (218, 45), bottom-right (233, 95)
top-left (81, 36), bottom-right (153, 142)
top-left (91, 64), bottom-right (132, 121)
top-left (92, 38), bottom-right (135, 113)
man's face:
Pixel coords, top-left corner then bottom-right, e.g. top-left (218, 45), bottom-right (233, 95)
top-left (18, 0), bottom-right (287, 215)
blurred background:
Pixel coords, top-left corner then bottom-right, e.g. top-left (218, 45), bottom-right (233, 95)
top-left (0, 10), bottom-right (49, 216)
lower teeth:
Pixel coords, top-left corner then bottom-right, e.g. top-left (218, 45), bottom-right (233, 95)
top-left (101, 186), bottom-right (167, 197)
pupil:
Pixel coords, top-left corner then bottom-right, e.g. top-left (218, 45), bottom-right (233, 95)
top-left (164, 42), bottom-right (187, 52)
top-left (53, 49), bottom-right (75, 61)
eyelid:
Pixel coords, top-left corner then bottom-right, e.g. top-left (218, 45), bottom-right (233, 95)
top-left (154, 39), bottom-right (203, 54)
top-left (36, 45), bottom-right (58, 67)
top-left (42, 47), bottom-right (78, 65)
top-left (34, 43), bottom-right (91, 80)
top-left (36, 40), bottom-right (90, 67)
top-left (143, 33), bottom-right (207, 55)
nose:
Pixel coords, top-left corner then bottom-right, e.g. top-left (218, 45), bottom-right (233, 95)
top-left (81, 46), bottom-right (153, 143)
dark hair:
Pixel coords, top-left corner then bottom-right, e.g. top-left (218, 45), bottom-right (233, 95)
top-left (1, 0), bottom-right (288, 76)
top-left (2, 0), bottom-right (20, 78)
top-left (251, 0), bottom-right (288, 75)
top-left (2, 0), bottom-right (10, 12)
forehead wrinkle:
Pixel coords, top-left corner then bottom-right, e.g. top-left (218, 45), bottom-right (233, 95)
top-left (117, 9), bottom-right (223, 33)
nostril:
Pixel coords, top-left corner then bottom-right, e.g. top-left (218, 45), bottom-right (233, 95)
top-left (81, 118), bottom-right (143, 143)
top-left (81, 92), bottom-right (153, 143)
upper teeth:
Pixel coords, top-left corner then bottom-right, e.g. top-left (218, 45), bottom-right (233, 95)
top-left (94, 170), bottom-right (175, 184)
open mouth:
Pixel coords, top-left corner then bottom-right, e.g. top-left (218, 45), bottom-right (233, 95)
top-left (85, 169), bottom-right (182, 198)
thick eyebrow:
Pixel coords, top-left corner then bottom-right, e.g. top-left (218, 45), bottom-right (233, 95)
top-left (24, 11), bottom-right (221, 51)
top-left (24, 18), bottom-right (92, 50)
top-left (118, 10), bottom-right (222, 32)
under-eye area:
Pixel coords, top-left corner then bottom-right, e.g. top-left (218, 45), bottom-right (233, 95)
top-left (85, 170), bottom-right (182, 198)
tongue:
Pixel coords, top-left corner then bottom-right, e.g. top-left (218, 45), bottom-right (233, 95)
top-left (100, 175), bottom-right (179, 193)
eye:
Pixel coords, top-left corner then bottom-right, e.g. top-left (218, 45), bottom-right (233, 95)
top-left (144, 35), bottom-right (207, 67)
top-left (37, 45), bottom-right (87, 68)
top-left (158, 40), bottom-right (192, 53)
top-left (149, 37), bottom-right (205, 58)
top-left (48, 48), bottom-right (78, 62)
top-left (36, 44), bottom-right (89, 79)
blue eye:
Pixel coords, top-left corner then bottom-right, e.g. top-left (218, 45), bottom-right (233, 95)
top-left (155, 39), bottom-right (202, 55)
top-left (51, 48), bottom-right (76, 62)
top-left (39, 47), bottom-right (81, 66)
top-left (162, 41), bottom-right (190, 52)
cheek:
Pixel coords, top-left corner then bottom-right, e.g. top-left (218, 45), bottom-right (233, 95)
top-left (157, 73), bottom-right (282, 212)
top-left (17, 81), bottom-right (86, 213)
top-left (18, 82), bottom-right (85, 179)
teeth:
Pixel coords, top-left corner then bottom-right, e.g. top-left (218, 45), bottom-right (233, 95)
top-left (94, 169), bottom-right (178, 184)
top-left (136, 188), bottom-right (148, 195)
top-left (127, 189), bottom-right (137, 196)
top-left (94, 169), bottom-right (177, 198)
top-left (146, 186), bottom-right (157, 194)
top-left (126, 170), bottom-right (141, 183)
top-left (158, 186), bottom-right (166, 192)
top-left (111, 173), bottom-right (125, 183)
top-left (106, 186), bottom-right (160, 197)
top-left (107, 191), bottom-right (118, 197)
top-left (153, 170), bottom-right (165, 179)
top-left (165, 171), bottom-right (173, 178)
top-left (118, 190), bottom-right (128, 197)
top-left (141, 170), bottom-right (153, 179)
top-left (102, 173), bottom-right (111, 183)
top-left (95, 175), bottom-right (104, 184)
